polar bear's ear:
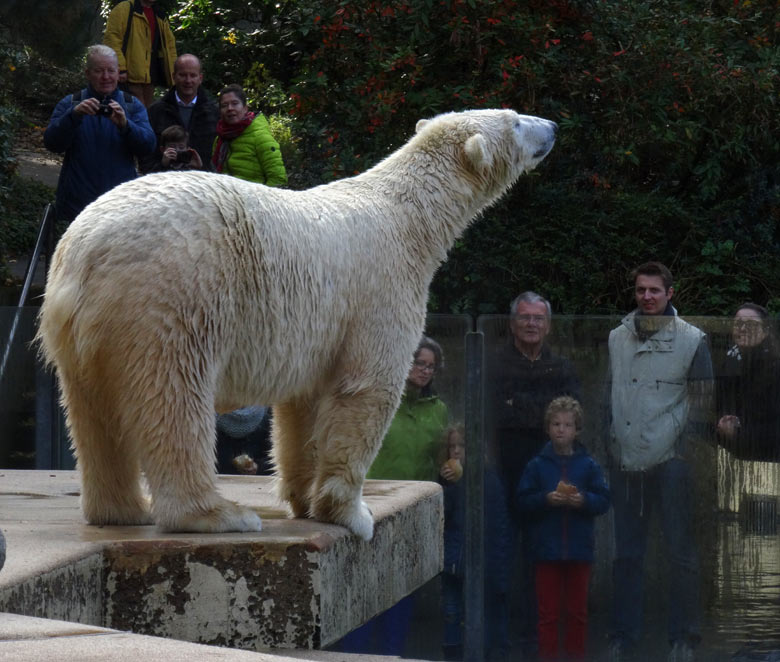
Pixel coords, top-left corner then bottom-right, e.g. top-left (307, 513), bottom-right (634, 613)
top-left (465, 134), bottom-right (491, 171)
top-left (415, 119), bottom-right (430, 133)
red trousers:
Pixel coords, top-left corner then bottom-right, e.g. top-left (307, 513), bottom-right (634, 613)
top-left (535, 561), bottom-right (591, 661)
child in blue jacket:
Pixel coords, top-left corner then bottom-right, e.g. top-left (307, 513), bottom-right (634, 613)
top-left (517, 396), bottom-right (610, 662)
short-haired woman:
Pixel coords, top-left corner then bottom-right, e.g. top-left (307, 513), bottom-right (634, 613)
top-left (212, 84), bottom-right (287, 186)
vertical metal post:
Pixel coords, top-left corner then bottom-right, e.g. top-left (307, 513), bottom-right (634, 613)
top-left (35, 365), bottom-right (73, 470)
top-left (464, 331), bottom-right (485, 662)
top-left (53, 378), bottom-right (74, 470)
top-left (34, 359), bottom-right (54, 469)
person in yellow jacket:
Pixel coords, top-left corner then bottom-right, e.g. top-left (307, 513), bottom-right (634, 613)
top-left (103, 0), bottom-right (177, 107)
top-left (212, 84), bottom-right (287, 187)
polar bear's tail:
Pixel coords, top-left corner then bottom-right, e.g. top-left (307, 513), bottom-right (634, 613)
top-left (36, 276), bottom-right (81, 372)
top-left (36, 240), bottom-right (96, 380)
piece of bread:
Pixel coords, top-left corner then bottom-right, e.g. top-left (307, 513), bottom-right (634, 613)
top-left (445, 458), bottom-right (463, 481)
top-left (556, 480), bottom-right (578, 495)
top-left (232, 453), bottom-right (257, 474)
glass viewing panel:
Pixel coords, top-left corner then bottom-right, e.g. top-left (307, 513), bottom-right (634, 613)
top-left (1, 309), bottom-right (778, 660)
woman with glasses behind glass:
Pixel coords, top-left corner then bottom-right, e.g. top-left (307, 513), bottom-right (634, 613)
top-left (716, 303), bottom-right (780, 462)
top-left (339, 336), bottom-right (448, 657)
top-left (366, 335), bottom-right (449, 482)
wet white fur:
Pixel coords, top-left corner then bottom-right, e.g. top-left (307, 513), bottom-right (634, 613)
top-left (37, 109), bottom-right (556, 540)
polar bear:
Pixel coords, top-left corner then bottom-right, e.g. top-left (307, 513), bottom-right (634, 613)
top-left (37, 109), bottom-right (556, 540)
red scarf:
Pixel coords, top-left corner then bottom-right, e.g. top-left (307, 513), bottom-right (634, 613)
top-left (212, 112), bottom-right (255, 173)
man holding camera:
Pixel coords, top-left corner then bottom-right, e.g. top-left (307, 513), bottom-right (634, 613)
top-left (140, 54), bottom-right (218, 174)
top-left (44, 44), bottom-right (155, 226)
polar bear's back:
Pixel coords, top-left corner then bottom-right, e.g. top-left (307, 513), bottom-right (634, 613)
top-left (40, 172), bottom-right (373, 404)
top-left (41, 173), bottom-right (425, 408)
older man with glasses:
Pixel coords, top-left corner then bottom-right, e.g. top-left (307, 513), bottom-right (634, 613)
top-left (486, 290), bottom-right (582, 658)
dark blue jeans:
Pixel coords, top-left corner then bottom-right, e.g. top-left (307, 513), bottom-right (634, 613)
top-left (517, 516), bottom-right (539, 652)
top-left (442, 572), bottom-right (463, 648)
top-left (610, 459), bottom-right (701, 647)
top-left (339, 594), bottom-right (415, 655)
top-left (441, 572), bottom-right (510, 657)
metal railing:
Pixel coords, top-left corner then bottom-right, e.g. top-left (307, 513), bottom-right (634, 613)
top-left (0, 202), bottom-right (54, 386)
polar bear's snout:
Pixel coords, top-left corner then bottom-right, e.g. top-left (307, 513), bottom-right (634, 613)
top-left (516, 116), bottom-right (557, 161)
top-left (532, 120), bottom-right (557, 159)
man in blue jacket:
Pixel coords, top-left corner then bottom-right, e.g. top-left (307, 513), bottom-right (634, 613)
top-left (44, 44), bottom-right (156, 226)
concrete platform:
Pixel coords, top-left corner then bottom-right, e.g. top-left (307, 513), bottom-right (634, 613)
top-left (0, 471), bottom-right (442, 653)
top-left (0, 612), bottom-right (417, 661)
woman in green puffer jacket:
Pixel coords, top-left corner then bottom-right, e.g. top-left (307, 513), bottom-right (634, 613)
top-left (367, 336), bottom-right (449, 482)
top-left (211, 84), bottom-right (287, 186)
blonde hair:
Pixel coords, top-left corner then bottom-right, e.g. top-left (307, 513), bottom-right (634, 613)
top-left (438, 423), bottom-right (464, 465)
top-left (544, 396), bottom-right (584, 433)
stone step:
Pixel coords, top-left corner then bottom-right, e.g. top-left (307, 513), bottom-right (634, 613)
top-left (0, 471), bottom-right (442, 652)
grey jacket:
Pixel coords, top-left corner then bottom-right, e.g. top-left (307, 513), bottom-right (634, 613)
top-left (608, 308), bottom-right (711, 471)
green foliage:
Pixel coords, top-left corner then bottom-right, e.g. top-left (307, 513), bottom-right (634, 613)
top-left (0, 176), bottom-right (53, 256)
top-left (0, 30), bottom-right (22, 279)
top-left (167, 0), bottom-right (780, 314)
top-left (2, 0), bottom-right (102, 61)
top-left (6, 50), bottom-right (84, 124)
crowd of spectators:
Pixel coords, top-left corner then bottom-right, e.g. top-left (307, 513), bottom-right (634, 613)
top-left (44, 7), bottom-right (286, 232)
top-left (354, 262), bottom-right (777, 662)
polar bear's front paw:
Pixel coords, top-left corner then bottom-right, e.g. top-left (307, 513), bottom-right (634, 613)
top-left (221, 505), bottom-right (263, 532)
top-left (158, 499), bottom-right (263, 533)
top-left (313, 491), bottom-right (374, 541)
top-left (343, 500), bottom-right (374, 541)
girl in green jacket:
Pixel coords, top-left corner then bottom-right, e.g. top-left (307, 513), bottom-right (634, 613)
top-left (212, 84), bottom-right (287, 187)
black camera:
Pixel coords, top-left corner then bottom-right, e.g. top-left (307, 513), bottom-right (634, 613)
top-left (97, 97), bottom-right (113, 117)
top-left (175, 149), bottom-right (192, 164)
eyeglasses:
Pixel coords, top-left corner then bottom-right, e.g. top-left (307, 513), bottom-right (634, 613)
top-left (413, 360), bottom-right (436, 373)
top-left (513, 314), bottom-right (548, 324)
top-left (733, 319), bottom-right (764, 331)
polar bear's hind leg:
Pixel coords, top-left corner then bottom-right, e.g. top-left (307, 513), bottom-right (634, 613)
top-left (134, 369), bottom-right (262, 533)
top-left (272, 397), bottom-right (319, 518)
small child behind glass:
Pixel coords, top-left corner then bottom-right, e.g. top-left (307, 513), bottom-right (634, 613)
top-left (439, 424), bottom-right (512, 661)
top-left (154, 124), bottom-right (204, 172)
top-left (516, 396), bottom-right (611, 662)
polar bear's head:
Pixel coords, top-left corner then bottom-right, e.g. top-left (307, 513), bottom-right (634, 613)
top-left (413, 109), bottom-right (557, 196)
